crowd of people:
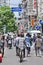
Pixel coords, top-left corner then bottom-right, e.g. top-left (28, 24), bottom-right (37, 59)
top-left (0, 31), bottom-right (43, 62)
top-left (14, 31), bottom-right (43, 62)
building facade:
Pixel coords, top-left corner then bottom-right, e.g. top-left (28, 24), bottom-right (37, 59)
top-left (40, 0), bottom-right (43, 19)
top-left (0, 0), bottom-right (7, 6)
top-left (21, 0), bottom-right (36, 30)
top-left (21, 0), bottom-right (43, 30)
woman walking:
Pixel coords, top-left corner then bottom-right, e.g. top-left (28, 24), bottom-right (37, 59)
top-left (35, 34), bottom-right (42, 56)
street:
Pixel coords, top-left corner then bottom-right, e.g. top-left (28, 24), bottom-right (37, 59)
top-left (0, 0), bottom-right (43, 65)
top-left (0, 46), bottom-right (43, 65)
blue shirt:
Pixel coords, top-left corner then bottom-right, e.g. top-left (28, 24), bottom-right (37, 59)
top-left (25, 36), bottom-right (31, 47)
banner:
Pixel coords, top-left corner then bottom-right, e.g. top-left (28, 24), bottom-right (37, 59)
top-left (31, 18), bottom-right (34, 27)
top-left (33, 0), bottom-right (37, 9)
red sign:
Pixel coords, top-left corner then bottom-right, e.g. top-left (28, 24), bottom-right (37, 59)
top-left (34, 0), bottom-right (36, 9)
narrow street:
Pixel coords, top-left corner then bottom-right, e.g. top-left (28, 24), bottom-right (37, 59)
top-left (0, 46), bottom-right (43, 65)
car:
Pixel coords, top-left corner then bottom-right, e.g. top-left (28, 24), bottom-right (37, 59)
top-left (27, 30), bottom-right (41, 38)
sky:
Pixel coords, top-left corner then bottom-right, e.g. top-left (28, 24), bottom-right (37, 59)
top-left (10, 0), bottom-right (21, 7)
top-left (10, 0), bottom-right (21, 18)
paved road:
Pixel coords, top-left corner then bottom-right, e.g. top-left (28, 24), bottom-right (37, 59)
top-left (0, 46), bottom-right (43, 65)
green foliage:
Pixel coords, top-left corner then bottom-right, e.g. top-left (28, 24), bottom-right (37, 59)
top-left (0, 6), bottom-right (18, 32)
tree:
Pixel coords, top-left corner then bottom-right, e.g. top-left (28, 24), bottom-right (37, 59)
top-left (0, 6), bottom-right (18, 33)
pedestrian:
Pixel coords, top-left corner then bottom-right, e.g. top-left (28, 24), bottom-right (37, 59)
top-left (35, 34), bottom-right (42, 56)
top-left (32, 34), bottom-right (37, 42)
top-left (13, 34), bottom-right (16, 47)
top-left (1, 35), bottom-right (5, 57)
top-left (7, 35), bottom-right (12, 49)
top-left (18, 31), bottom-right (25, 62)
top-left (0, 46), bottom-right (2, 62)
top-left (6, 34), bottom-right (9, 47)
top-left (31, 34), bottom-right (37, 52)
top-left (0, 46), bottom-right (1, 53)
top-left (20, 31), bottom-right (25, 58)
top-left (25, 33), bottom-right (31, 57)
top-left (15, 32), bottom-right (21, 56)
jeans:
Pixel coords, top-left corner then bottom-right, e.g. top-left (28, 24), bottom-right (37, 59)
top-left (26, 47), bottom-right (30, 56)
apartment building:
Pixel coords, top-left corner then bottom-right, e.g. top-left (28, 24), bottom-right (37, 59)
top-left (21, 0), bottom-right (43, 30)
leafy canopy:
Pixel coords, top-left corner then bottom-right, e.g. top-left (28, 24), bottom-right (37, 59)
top-left (0, 6), bottom-right (18, 32)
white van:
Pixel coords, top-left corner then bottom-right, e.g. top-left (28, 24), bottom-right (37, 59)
top-left (27, 30), bottom-right (41, 38)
